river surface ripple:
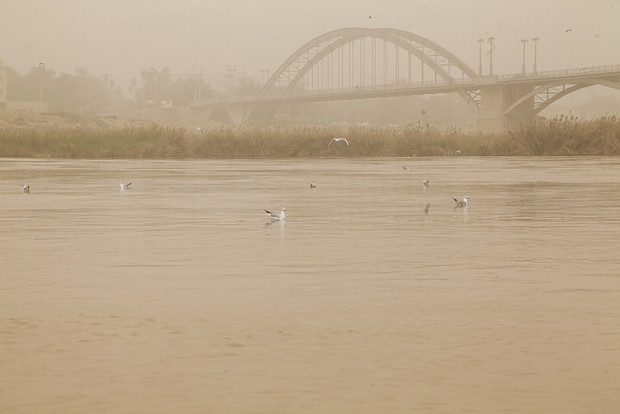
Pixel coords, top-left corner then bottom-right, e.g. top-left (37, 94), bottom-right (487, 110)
top-left (1, 157), bottom-right (620, 413)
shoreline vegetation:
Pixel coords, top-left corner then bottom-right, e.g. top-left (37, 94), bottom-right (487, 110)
top-left (1, 112), bottom-right (619, 158)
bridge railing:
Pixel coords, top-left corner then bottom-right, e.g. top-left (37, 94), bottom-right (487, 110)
top-left (497, 64), bottom-right (620, 82)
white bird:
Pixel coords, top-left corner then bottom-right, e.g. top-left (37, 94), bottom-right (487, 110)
top-left (264, 207), bottom-right (286, 220)
top-left (328, 137), bottom-right (350, 147)
top-left (310, 182), bottom-right (317, 188)
top-left (422, 179), bottom-right (429, 187)
top-left (22, 184), bottom-right (30, 194)
top-left (196, 126), bottom-right (205, 135)
top-left (452, 196), bottom-right (470, 208)
top-left (120, 181), bottom-right (132, 190)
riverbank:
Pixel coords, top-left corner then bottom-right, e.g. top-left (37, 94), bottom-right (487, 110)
top-left (1, 112), bottom-right (619, 158)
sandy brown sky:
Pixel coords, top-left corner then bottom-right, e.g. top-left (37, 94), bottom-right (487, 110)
top-left (1, 0), bottom-right (619, 92)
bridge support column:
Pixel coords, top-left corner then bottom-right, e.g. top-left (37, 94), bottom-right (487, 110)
top-left (476, 77), bottom-right (535, 134)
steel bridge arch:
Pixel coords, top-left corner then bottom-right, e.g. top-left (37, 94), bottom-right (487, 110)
top-left (505, 79), bottom-right (620, 116)
top-left (247, 27), bottom-right (479, 121)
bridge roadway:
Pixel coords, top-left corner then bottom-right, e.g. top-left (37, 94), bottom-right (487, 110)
top-left (199, 64), bottom-right (620, 132)
top-left (232, 64), bottom-right (620, 104)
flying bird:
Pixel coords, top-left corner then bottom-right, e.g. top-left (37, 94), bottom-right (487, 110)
top-left (402, 165), bottom-right (410, 171)
top-left (329, 137), bottom-right (350, 147)
top-left (120, 181), bottom-right (132, 190)
top-left (196, 127), bottom-right (205, 135)
top-left (452, 196), bottom-right (470, 208)
top-left (23, 184), bottom-right (30, 194)
top-left (565, 28), bottom-right (573, 34)
top-left (264, 207), bottom-right (286, 220)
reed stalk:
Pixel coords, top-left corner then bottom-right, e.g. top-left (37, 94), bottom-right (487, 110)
top-left (1, 116), bottom-right (618, 158)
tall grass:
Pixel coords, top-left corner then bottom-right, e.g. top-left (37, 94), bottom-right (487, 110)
top-left (512, 115), bottom-right (620, 155)
top-left (1, 116), bottom-right (619, 158)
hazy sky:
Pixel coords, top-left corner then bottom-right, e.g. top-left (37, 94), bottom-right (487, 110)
top-left (2, 0), bottom-right (619, 92)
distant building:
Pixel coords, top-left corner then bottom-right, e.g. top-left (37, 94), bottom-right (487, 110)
top-left (0, 59), bottom-right (7, 110)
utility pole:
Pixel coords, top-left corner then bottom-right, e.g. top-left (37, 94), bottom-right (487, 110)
top-left (261, 69), bottom-right (270, 85)
top-left (521, 39), bottom-right (528, 74)
top-left (488, 37), bottom-right (495, 75)
top-left (477, 38), bottom-right (484, 75)
top-left (38, 62), bottom-right (45, 112)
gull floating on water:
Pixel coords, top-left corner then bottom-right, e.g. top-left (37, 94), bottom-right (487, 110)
top-left (329, 137), bottom-right (349, 147)
top-left (23, 184), bottom-right (30, 194)
top-left (120, 181), bottom-right (132, 190)
top-left (452, 196), bottom-right (470, 208)
top-left (265, 207), bottom-right (286, 220)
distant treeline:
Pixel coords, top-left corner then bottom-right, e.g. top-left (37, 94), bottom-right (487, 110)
top-left (1, 115), bottom-right (619, 158)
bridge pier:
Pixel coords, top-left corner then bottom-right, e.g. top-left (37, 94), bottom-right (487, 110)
top-left (476, 76), bottom-right (535, 134)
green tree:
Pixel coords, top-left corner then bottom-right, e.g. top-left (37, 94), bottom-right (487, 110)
top-left (134, 67), bottom-right (216, 107)
top-left (6, 64), bottom-right (124, 112)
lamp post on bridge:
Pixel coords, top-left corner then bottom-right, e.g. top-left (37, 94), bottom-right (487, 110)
top-left (477, 38), bottom-right (484, 75)
top-left (487, 37), bottom-right (495, 75)
top-left (532, 37), bottom-right (540, 75)
top-left (521, 39), bottom-right (528, 74)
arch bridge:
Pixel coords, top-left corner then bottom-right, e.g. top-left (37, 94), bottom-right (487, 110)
top-left (201, 27), bottom-right (620, 133)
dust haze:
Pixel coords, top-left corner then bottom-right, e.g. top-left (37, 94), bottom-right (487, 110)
top-left (1, 0), bottom-right (619, 121)
top-left (2, 0), bottom-right (618, 87)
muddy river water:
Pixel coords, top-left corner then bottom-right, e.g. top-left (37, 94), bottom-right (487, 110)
top-left (1, 157), bottom-right (619, 413)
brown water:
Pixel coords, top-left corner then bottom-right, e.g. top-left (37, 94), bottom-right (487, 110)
top-left (2, 157), bottom-right (620, 413)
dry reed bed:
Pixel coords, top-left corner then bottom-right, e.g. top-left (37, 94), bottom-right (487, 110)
top-left (1, 115), bottom-right (619, 158)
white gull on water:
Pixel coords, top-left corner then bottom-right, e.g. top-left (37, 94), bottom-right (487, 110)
top-left (22, 184), bottom-right (30, 194)
top-left (120, 181), bottom-right (132, 190)
top-left (264, 207), bottom-right (286, 220)
top-left (452, 196), bottom-right (470, 207)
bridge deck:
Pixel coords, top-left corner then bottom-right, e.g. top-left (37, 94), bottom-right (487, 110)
top-left (210, 64), bottom-right (620, 107)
